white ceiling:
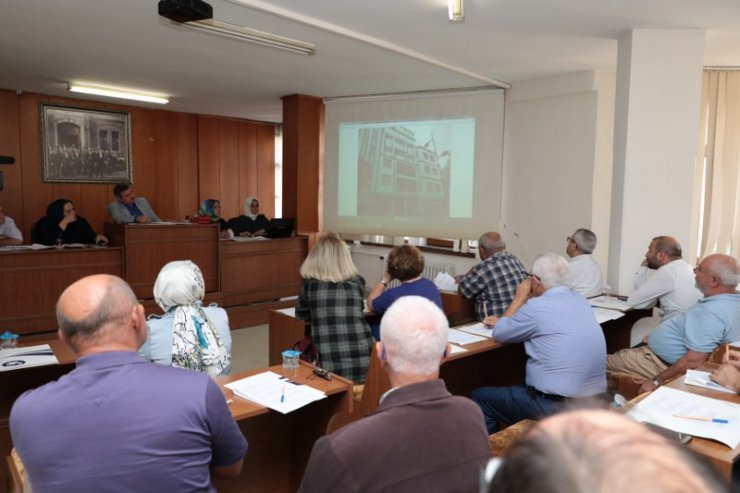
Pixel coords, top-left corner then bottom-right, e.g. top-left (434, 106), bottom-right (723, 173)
top-left (2, 0), bottom-right (740, 123)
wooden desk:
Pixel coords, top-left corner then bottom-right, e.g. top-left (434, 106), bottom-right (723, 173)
top-left (1, 339), bottom-right (76, 493)
top-left (220, 237), bottom-right (307, 307)
top-left (0, 247), bottom-right (123, 335)
top-left (105, 223), bottom-right (220, 299)
top-left (215, 362), bottom-right (352, 492)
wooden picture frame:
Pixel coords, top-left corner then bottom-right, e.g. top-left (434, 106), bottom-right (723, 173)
top-left (40, 103), bottom-right (132, 183)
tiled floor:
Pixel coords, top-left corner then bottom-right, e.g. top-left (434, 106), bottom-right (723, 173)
top-left (229, 323), bottom-right (269, 374)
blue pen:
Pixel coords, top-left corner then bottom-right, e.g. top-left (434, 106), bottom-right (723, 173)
top-left (280, 384), bottom-right (285, 403)
top-left (673, 414), bottom-right (728, 424)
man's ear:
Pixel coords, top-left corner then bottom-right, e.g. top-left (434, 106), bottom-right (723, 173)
top-left (376, 341), bottom-right (385, 361)
top-left (441, 343), bottom-right (451, 363)
top-left (132, 304), bottom-right (148, 345)
top-left (58, 328), bottom-right (69, 346)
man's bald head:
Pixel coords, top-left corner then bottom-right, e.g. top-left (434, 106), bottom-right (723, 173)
top-left (57, 275), bottom-right (140, 353)
top-left (479, 232), bottom-right (506, 258)
top-left (487, 410), bottom-right (727, 493)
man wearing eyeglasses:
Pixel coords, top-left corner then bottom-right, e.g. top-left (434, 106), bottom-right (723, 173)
top-left (471, 253), bottom-right (607, 434)
top-left (565, 228), bottom-right (603, 298)
top-left (608, 253), bottom-right (740, 394)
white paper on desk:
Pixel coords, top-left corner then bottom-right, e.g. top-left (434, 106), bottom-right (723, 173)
top-left (589, 295), bottom-right (630, 311)
top-left (628, 386), bottom-right (740, 449)
top-left (448, 344), bottom-right (468, 355)
top-left (230, 236), bottom-right (269, 242)
top-left (0, 344), bottom-right (58, 372)
top-left (457, 322), bottom-right (494, 339)
top-left (14, 243), bottom-right (54, 250)
top-left (225, 370), bottom-right (326, 414)
top-left (684, 370), bottom-right (736, 394)
top-left (276, 307), bottom-right (296, 317)
top-left (447, 328), bottom-right (486, 345)
top-left (592, 307), bottom-right (625, 324)
top-left (434, 272), bottom-right (458, 291)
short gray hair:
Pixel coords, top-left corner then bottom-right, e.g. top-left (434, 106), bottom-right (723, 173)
top-left (478, 232), bottom-right (506, 255)
top-left (532, 253), bottom-right (570, 290)
top-left (706, 254), bottom-right (740, 288)
top-left (380, 296), bottom-right (449, 376)
top-left (571, 228), bottom-right (597, 254)
top-left (57, 276), bottom-right (137, 346)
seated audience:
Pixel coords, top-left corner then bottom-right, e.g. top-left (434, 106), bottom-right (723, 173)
top-left (456, 231), bottom-right (527, 321)
top-left (565, 228), bottom-right (603, 297)
top-left (199, 199), bottom-right (234, 238)
top-left (229, 196), bottom-right (270, 237)
top-left (607, 254), bottom-right (740, 394)
top-left (295, 233), bottom-right (374, 382)
top-left (627, 236), bottom-right (702, 320)
top-left (484, 410), bottom-right (728, 493)
top-left (107, 183), bottom-right (161, 223)
top-left (366, 244), bottom-right (443, 340)
top-left (140, 260), bottom-right (232, 376)
top-left (299, 296), bottom-right (491, 493)
top-left (0, 204), bottom-right (23, 244)
top-left (33, 198), bottom-right (108, 245)
top-left (711, 347), bottom-right (740, 393)
top-left (471, 253), bottom-right (607, 434)
top-left (10, 274), bottom-right (247, 492)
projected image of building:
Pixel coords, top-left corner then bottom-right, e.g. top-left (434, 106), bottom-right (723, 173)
top-left (357, 127), bottom-right (448, 216)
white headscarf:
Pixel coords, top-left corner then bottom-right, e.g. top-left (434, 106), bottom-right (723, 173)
top-left (153, 260), bottom-right (230, 377)
top-left (244, 196), bottom-right (259, 220)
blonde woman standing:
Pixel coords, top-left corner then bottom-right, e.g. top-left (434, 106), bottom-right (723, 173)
top-left (295, 233), bottom-right (373, 382)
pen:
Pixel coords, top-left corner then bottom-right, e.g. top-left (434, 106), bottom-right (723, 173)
top-left (673, 414), bottom-right (728, 424)
top-left (483, 304), bottom-right (491, 330)
top-left (280, 384), bottom-right (285, 403)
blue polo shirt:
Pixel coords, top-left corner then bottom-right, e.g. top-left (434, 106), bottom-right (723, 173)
top-left (648, 293), bottom-right (740, 364)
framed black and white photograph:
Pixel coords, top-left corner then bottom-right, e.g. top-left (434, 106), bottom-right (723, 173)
top-left (40, 103), bottom-right (132, 183)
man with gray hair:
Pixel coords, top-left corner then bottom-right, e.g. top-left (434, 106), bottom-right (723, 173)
top-left (565, 228), bottom-right (603, 297)
top-left (608, 253), bottom-right (740, 394)
top-left (299, 296), bottom-right (491, 493)
top-left (471, 253), bottom-right (607, 434)
top-left (11, 274), bottom-right (247, 492)
top-left (456, 231), bottom-right (527, 321)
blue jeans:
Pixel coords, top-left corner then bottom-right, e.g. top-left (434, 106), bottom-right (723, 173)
top-left (471, 385), bottom-right (565, 434)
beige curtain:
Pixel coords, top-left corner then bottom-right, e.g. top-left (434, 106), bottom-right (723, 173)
top-left (695, 71), bottom-right (740, 258)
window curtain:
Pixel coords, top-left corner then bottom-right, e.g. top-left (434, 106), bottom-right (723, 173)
top-left (695, 71), bottom-right (740, 258)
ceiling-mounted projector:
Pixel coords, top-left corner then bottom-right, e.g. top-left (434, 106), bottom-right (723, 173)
top-left (158, 0), bottom-right (213, 23)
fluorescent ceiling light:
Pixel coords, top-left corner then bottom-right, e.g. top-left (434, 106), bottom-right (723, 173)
top-left (448, 0), bottom-right (464, 22)
top-left (187, 19), bottom-right (316, 55)
top-left (68, 84), bottom-right (169, 104)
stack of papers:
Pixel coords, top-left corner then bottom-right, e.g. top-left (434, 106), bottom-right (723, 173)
top-left (225, 371), bottom-right (326, 414)
top-left (434, 272), bottom-right (458, 291)
top-left (684, 369), bottom-right (736, 394)
top-left (629, 386), bottom-right (740, 448)
top-left (0, 344), bottom-right (58, 372)
top-left (447, 328), bottom-right (487, 345)
top-left (589, 295), bottom-right (630, 311)
top-left (592, 307), bottom-right (626, 324)
top-left (231, 236), bottom-right (269, 242)
top-left (458, 322), bottom-right (494, 339)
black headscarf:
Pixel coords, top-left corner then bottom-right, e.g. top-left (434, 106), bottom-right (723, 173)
top-left (45, 198), bottom-right (72, 222)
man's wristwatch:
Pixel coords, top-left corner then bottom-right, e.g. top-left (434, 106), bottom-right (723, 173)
top-left (651, 377), bottom-right (661, 387)
top-left (380, 280), bottom-right (388, 287)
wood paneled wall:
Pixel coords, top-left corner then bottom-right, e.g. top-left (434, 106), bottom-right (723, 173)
top-left (0, 89), bottom-right (276, 239)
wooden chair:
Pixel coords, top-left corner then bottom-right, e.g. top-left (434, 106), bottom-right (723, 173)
top-left (7, 448), bottom-right (25, 493)
top-left (488, 419), bottom-right (537, 456)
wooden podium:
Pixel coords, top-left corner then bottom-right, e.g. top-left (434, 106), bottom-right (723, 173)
top-left (105, 222), bottom-right (220, 299)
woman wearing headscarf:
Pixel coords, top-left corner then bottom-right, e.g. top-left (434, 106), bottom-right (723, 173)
top-left (140, 260), bottom-right (232, 377)
top-left (229, 196), bottom-right (270, 237)
top-left (198, 199), bottom-right (234, 239)
top-left (295, 233), bottom-right (374, 382)
top-left (33, 198), bottom-right (108, 245)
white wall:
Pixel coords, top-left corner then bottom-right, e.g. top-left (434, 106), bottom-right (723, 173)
top-left (501, 71), bottom-right (616, 273)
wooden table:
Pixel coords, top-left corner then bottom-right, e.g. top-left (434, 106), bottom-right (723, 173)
top-left (220, 237), bottom-right (307, 307)
top-left (105, 223), bottom-right (220, 299)
top-left (0, 247), bottom-right (123, 336)
top-left (1, 339), bottom-right (76, 493)
top-left (214, 362), bottom-right (352, 492)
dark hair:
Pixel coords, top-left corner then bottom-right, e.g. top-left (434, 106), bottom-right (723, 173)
top-left (652, 236), bottom-right (682, 258)
top-left (387, 245), bottom-right (425, 281)
top-left (112, 183), bottom-right (132, 198)
top-left (46, 198), bottom-right (72, 222)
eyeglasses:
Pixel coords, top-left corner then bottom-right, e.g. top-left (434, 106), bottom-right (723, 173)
top-left (525, 271), bottom-right (541, 282)
top-left (566, 236), bottom-right (574, 243)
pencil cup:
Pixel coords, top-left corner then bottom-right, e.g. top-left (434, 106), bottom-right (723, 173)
top-left (1, 331), bottom-right (19, 349)
top-left (282, 349), bottom-right (300, 375)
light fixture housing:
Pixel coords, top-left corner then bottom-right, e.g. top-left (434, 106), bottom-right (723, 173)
top-left (186, 19), bottom-right (316, 56)
top-left (68, 84), bottom-right (170, 104)
top-left (448, 0), bottom-right (464, 22)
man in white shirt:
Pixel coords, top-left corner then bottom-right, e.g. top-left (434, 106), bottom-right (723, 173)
top-left (565, 228), bottom-right (603, 298)
top-left (0, 204), bottom-right (23, 244)
top-left (627, 236), bottom-right (701, 320)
